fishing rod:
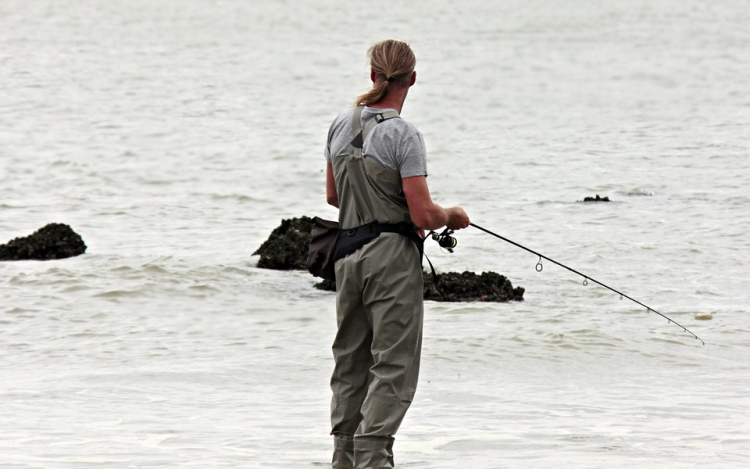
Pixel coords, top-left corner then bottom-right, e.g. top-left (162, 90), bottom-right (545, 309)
top-left (429, 224), bottom-right (705, 345)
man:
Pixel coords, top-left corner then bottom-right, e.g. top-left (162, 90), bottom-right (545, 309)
top-left (324, 39), bottom-right (470, 469)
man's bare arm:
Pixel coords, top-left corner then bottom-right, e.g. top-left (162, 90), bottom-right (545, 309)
top-left (326, 163), bottom-right (339, 208)
top-left (402, 175), bottom-right (469, 231)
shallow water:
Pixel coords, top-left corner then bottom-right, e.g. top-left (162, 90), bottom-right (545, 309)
top-left (1, 0), bottom-right (749, 468)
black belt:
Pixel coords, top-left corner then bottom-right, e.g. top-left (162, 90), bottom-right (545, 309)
top-left (332, 220), bottom-right (423, 263)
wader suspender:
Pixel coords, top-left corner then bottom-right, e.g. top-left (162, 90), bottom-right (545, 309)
top-left (349, 106), bottom-right (399, 153)
top-left (335, 107), bottom-right (438, 280)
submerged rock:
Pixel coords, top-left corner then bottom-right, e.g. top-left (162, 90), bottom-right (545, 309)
top-left (315, 271), bottom-right (524, 303)
top-left (583, 194), bottom-right (610, 202)
top-left (626, 190), bottom-right (654, 197)
top-left (315, 279), bottom-right (337, 291)
top-left (0, 223), bottom-right (87, 261)
top-left (253, 216), bottom-right (313, 270)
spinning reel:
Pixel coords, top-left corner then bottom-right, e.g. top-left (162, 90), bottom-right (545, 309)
top-left (429, 227), bottom-right (458, 253)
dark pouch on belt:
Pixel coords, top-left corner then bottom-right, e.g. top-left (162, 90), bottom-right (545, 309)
top-left (333, 221), bottom-right (381, 263)
top-left (307, 216), bottom-right (340, 281)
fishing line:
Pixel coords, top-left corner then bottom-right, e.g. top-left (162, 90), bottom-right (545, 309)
top-left (468, 223), bottom-right (705, 345)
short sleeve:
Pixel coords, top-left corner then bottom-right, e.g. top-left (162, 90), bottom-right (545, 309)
top-left (324, 123), bottom-right (334, 164)
top-left (397, 132), bottom-right (428, 178)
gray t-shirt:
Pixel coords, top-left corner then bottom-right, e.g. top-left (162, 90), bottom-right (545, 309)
top-left (324, 106), bottom-right (428, 178)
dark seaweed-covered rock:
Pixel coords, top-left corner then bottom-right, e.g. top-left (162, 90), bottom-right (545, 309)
top-left (315, 279), bottom-right (337, 292)
top-left (0, 223), bottom-right (87, 261)
top-left (258, 217), bottom-right (524, 302)
top-left (253, 216), bottom-right (314, 270)
top-left (423, 271), bottom-right (524, 302)
top-left (583, 194), bottom-right (610, 202)
top-left (315, 271), bottom-right (524, 303)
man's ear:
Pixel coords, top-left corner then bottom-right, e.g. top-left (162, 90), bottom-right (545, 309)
top-left (409, 71), bottom-right (417, 87)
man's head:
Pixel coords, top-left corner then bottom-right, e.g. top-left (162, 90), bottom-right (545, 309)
top-left (369, 39), bottom-right (416, 88)
top-left (356, 39), bottom-right (416, 106)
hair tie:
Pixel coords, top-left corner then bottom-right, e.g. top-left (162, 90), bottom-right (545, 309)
top-left (385, 76), bottom-right (392, 82)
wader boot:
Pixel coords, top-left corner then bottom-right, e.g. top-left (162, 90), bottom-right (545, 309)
top-left (332, 433), bottom-right (354, 468)
top-left (329, 106), bottom-right (424, 469)
top-left (354, 435), bottom-right (395, 468)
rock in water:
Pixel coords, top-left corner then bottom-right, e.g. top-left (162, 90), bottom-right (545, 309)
top-left (253, 216), bottom-right (313, 270)
top-left (314, 279), bottom-right (337, 292)
top-left (423, 271), bottom-right (524, 302)
top-left (0, 223), bottom-right (87, 261)
top-left (583, 194), bottom-right (610, 202)
top-left (315, 271), bottom-right (525, 303)
top-left (256, 216), bottom-right (525, 303)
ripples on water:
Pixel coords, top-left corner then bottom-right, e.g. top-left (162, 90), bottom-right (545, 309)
top-left (2, 0), bottom-right (749, 467)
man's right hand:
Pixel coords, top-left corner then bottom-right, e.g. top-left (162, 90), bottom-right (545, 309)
top-left (446, 206), bottom-right (470, 230)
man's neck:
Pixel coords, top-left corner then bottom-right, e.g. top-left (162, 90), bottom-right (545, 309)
top-left (368, 88), bottom-right (408, 114)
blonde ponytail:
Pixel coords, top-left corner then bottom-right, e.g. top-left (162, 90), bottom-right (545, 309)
top-left (355, 40), bottom-right (416, 106)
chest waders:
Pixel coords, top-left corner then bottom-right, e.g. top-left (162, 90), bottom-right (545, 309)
top-left (330, 106), bottom-right (424, 469)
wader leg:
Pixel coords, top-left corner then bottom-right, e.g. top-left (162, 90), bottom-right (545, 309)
top-left (331, 237), bottom-right (423, 469)
top-left (331, 260), bottom-right (373, 452)
top-left (332, 433), bottom-right (355, 469)
top-left (353, 435), bottom-right (395, 469)
top-left (355, 245), bottom-right (424, 468)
